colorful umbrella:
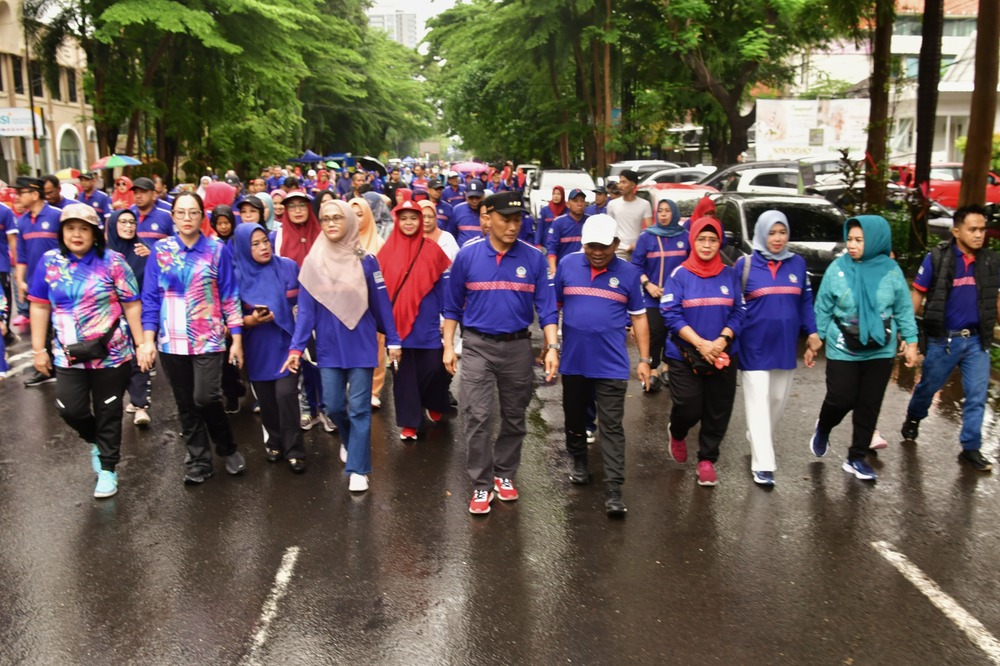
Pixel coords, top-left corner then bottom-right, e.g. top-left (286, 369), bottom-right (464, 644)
top-left (55, 168), bottom-right (81, 180)
top-left (452, 161), bottom-right (489, 175)
top-left (90, 154), bottom-right (142, 170)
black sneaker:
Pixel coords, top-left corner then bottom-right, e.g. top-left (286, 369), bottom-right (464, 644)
top-left (225, 451), bottom-right (246, 475)
top-left (24, 371), bottom-right (55, 387)
top-left (901, 417), bottom-right (920, 442)
top-left (605, 489), bottom-right (627, 517)
top-left (569, 457), bottom-right (591, 485)
top-left (225, 395), bottom-right (240, 414)
top-left (183, 469), bottom-right (214, 485)
top-left (958, 449), bottom-right (993, 472)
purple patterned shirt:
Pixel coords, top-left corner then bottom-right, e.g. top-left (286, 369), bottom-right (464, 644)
top-left (28, 248), bottom-right (140, 369)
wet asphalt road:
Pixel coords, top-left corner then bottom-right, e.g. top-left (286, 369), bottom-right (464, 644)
top-left (1, 332), bottom-right (1000, 665)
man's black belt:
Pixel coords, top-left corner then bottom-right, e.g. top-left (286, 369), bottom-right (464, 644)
top-left (464, 327), bottom-right (531, 342)
top-left (947, 328), bottom-right (977, 338)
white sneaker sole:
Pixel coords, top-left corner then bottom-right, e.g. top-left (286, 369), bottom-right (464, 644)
top-left (842, 461), bottom-right (877, 480)
top-left (348, 473), bottom-right (369, 492)
top-left (469, 491), bottom-right (495, 514)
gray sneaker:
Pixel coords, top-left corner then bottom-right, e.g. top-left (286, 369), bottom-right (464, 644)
top-left (225, 451), bottom-right (246, 475)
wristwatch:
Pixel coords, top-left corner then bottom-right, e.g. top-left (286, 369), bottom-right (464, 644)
top-left (638, 357), bottom-right (653, 364)
top-left (547, 343), bottom-right (561, 351)
top-left (721, 333), bottom-right (733, 343)
top-left (641, 278), bottom-right (651, 287)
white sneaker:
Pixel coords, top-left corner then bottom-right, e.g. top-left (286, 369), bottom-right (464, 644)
top-left (349, 473), bottom-right (369, 492)
top-left (870, 430), bottom-right (889, 450)
top-left (133, 408), bottom-right (151, 426)
top-left (586, 430), bottom-right (596, 444)
top-left (125, 403), bottom-right (137, 414)
top-left (340, 444), bottom-right (348, 464)
top-left (318, 412), bottom-right (337, 433)
top-left (371, 396), bottom-right (382, 409)
top-left (300, 413), bottom-right (319, 430)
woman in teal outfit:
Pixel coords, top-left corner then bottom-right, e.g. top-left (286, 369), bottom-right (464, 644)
top-left (807, 215), bottom-right (919, 481)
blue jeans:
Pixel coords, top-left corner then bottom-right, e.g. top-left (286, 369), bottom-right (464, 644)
top-left (907, 335), bottom-right (990, 450)
top-left (320, 367), bottom-right (374, 475)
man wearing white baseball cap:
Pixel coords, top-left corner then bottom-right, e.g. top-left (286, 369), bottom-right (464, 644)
top-left (554, 213), bottom-right (651, 516)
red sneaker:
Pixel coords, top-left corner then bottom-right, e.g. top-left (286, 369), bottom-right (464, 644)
top-left (426, 410), bottom-right (443, 423)
top-left (697, 460), bottom-right (718, 486)
top-left (469, 489), bottom-right (495, 514)
top-left (493, 477), bottom-right (519, 501)
top-left (399, 427), bottom-right (418, 441)
top-left (669, 433), bottom-right (688, 463)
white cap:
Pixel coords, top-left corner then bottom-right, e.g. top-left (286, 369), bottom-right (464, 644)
top-left (581, 214), bottom-right (619, 246)
top-left (307, 169), bottom-right (317, 177)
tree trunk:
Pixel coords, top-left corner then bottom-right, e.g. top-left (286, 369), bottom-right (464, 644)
top-left (726, 108), bottom-right (755, 165)
top-left (591, 38), bottom-right (605, 176)
top-left (547, 60), bottom-right (570, 168)
top-left (124, 35), bottom-right (172, 157)
top-left (863, 0), bottom-right (895, 211)
top-left (603, 0), bottom-right (613, 166)
top-left (911, 0), bottom-right (944, 252)
top-left (959, 0), bottom-right (1000, 206)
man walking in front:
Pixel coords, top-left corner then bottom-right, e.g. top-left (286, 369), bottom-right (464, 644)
top-left (443, 191), bottom-right (560, 514)
top-left (903, 204), bottom-right (998, 471)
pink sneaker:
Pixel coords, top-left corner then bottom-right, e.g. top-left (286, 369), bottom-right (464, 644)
top-left (11, 314), bottom-right (28, 328)
top-left (669, 433), bottom-right (688, 463)
top-left (870, 430), bottom-right (888, 450)
top-left (697, 460), bottom-right (718, 486)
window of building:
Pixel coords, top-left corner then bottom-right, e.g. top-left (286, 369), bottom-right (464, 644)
top-left (66, 68), bottom-right (77, 103)
top-left (50, 69), bottom-right (62, 101)
top-left (12, 55), bottom-right (24, 94)
top-left (943, 18), bottom-right (976, 38)
top-left (58, 131), bottom-right (82, 170)
top-left (30, 61), bottom-right (43, 98)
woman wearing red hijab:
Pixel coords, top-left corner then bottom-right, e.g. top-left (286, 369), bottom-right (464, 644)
top-left (660, 217), bottom-right (745, 487)
top-left (112, 176), bottom-right (136, 211)
top-left (378, 200), bottom-right (453, 441)
top-left (535, 185), bottom-right (566, 247)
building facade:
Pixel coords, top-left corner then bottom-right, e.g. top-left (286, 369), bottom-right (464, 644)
top-left (367, 10), bottom-right (419, 50)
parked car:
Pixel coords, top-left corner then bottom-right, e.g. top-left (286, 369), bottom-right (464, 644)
top-left (607, 160), bottom-right (682, 184)
top-left (698, 160), bottom-right (798, 190)
top-left (718, 167), bottom-right (801, 195)
top-left (639, 166), bottom-right (717, 186)
top-left (635, 183), bottom-right (719, 219)
top-left (527, 169), bottom-right (597, 218)
top-left (890, 163), bottom-right (1000, 208)
top-left (714, 193), bottom-right (848, 290)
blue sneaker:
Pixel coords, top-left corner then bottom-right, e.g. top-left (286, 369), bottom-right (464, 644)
top-left (94, 470), bottom-right (118, 498)
top-left (810, 421), bottom-right (829, 458)
top-left (842, 459), bottom-right (877, 481)
top-left (752, 470), bottom-right (775, 486)
top-left (90, 444), bottom-right (101, 474)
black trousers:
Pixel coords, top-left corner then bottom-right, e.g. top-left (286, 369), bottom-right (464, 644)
top-left (563, 375), bottom-right (628, 490)
top-left (818, 358), bottom-right (894, 461)
top-left (252, 374), bottom-right (305, 460)
top-left (55, 363), bottom-right (131, 471)
top-left (392, 347), bottom-right (452, 428)
top-left (127, 358), bottom-right (151, 409)
top-left (667, 357), bottom-right (738, 463)
top-left (647, 306), bottom-right (667, 368)
top-left (160, 352), bottom-right (237, 473)
top-left (222, 337), bottom-right (246, 404)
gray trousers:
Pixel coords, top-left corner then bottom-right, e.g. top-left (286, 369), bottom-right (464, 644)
top-left (459, 333), bottom-right (535, 490)
top-left (563, 375), bottom-right (627, 490)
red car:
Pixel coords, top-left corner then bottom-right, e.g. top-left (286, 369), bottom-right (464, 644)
top-left (890, 163), bottom-right (1000, 208)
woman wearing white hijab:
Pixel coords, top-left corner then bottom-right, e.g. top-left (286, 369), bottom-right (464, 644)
top-left (281, 200), bottom-right (402, 492)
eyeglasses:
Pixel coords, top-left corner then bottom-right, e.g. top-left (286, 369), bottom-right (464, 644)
top-left (117, 218), bottom-right (137, 226)
top-left (173, 210), bottom-right (203, 219)
top-left (286, 202), bottom-right (309, 211)
top-left (319, 214), bottom-right (345, 225)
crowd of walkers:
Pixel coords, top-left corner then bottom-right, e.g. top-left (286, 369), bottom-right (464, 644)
top-left (0, 162), bottom-right (996, 517)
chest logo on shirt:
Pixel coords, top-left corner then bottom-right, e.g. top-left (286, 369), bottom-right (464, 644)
top-left (677, 241), bottom-right (684, 248)
top-left (516, 266), bottom-right (527, 278)
top-left (374, 271), bottom-right (384, 283)
top-left (151, 223), bottom-right (159, 231)
top-left (609, 277), bottom-right (620, 288)
top-left (789, 274), bottom-right (798, 283)
top-left (41, 222), bottom-right (50, 230)
top-left (720, 285), bottom-right (730, 295)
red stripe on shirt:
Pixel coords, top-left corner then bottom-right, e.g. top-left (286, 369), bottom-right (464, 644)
top-left (466, 281), bottom-right (536, 293)
top-left (681, 297), bottom-right (734, 307)
top-left (647, 250), bottom-right (687, 258)
top-left (23, 232), bottom-right (58, 240)
top-left (286, 288), bottom-right (299, 298)
top-left (563, 286), bottom-right (627, 303)
top-left (953, 276), bottom-right (976, 287)
top-left (559, 236), bottom-right (582, 243)
top-left (746, 286), bottom-right (802, 300)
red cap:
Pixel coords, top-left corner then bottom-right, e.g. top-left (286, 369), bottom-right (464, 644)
top-left (392, 199), bottom-right (423, 219)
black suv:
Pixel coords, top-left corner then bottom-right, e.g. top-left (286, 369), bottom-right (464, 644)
top-left (715, 193), bottom-right (847, 291)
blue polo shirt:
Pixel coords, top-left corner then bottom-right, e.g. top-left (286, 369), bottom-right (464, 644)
top-left (556, 253), bottom-right (645, 379)
top-left (913, 243), bottom-right (989, 332)
top-left (585, 204), bottom-right (608, 216)
top-left (442, 185), bottom-right (466, 206)
top-left (545, 213), bottom-right (588, 262)
top-left (0, 205), bottom-right (15, 273)
top-left (661, 265), bottom-right (745, 361)
top-left (631, 231), bottom-right (690, 308)
top-left (77, 189), bottom-right (112, 219)
top-left (443, 237), bottom-right (558, 334)
top-left (451, 201), bottom-right (482, 246)
top-left (15, 203), bottom-right (62, 275)
top-left (519, 213), bottom-right (536, 244)
top-left (131, 205), bottom-right (175, 248)
top-left (435, 200), bottom-right (453, 232)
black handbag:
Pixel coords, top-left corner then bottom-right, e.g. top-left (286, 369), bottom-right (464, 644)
top-left (62, 319), bottom-right (120, 365)
top-left (673, 337), bottom-right (728, 375)
top-left (835, 317), bottom-right (893, 352)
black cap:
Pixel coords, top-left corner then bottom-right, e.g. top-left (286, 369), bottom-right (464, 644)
top-left (466, 180), bottom-right (485, 197)
top-left (14, 176), bottom-right (44, 193)
top-left (427, 178), bottom-right (444, 189)
top-left (80, 171), bottom-right (97, 180)
top-left (483, 191), bottom-right (529, 216)
top-left (225, 174), bottom-right (241, 187)
top-left (594, 185), bottom-right (608, 195)
top-left (131, 177), bottom-right (155, 191)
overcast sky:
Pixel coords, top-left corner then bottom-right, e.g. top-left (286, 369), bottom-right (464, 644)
top-left (370, 0), bottom-right (458, 42)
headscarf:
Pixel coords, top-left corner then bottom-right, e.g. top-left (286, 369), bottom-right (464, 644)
top-left (348, 197), bottom-right (385, 255)
top-left (418, 199), bottom-right (441, 243)
top-left (112, 176), bottom-right (135, 210)
top-left (195, 175), bottom-right (211, 199)
top-left (105, 209), bottom-right (146, 283)
top-left (255, 192), bottom-right (277, 230)
top-left (395, 188), bottom-right (413, 205)
top-left (210, 204), bottom-right (236, 242)
top-left (378, 203), bottom-right (452, 340)
top-left (548, 186), bottom-right (567, 217)
top-left (311, 189), bottom-right (337, 217)
top-left (363, 191), bottom-right (393, 231)
top-left (836, 215), bottom-right (895, 346)
top-left (232, 223), bottom-right (295, 336)
top-left (681, 217), bottom-right (725, 278)
top-left (203, 181), bottom-right (236, 212)
top-left (645, 198), bottom-right (683, 238)
top-left (298, 200), bottom-right (368, 329)
top-left (690, 196), bottom-right (716, 221)
top-left (279, 194), bottom-right (321, 267)
top-left (271, 189), bottom-right (286, 206)
top-left (752, 210), bottom-right (793, 261)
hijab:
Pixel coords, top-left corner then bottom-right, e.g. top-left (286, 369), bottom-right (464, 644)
top-left (690, 196), bottom-right (716, 222)
top-left (418, 200), bottom-right (441, 242)
top-left (349, 196), bottom-right (385, 255)
top-left (378, 204), bottom-right (452, 341)
top-left (256, 192), bottom-right (277, 230)
top-left (210, 204), bottom-right (236, 242)
top-left (112, 176), bottom-right (135, 209)
top-left (396, 188), bottom-right (413, 205)
top-left (681, 217), bottom-right (726, 278)
top-left (311, 189), bottom-right (337, 217)
top-left (363, 191), bottom-right (392, 231)
top-left (299, 200), bottom-right (369, 330)
top-left (752, 210), bottom-right (793, 261)
top-left (232, 223), bottom-right (295, 336)
top-left (548, 186), bottom-right (567, 217)
top-left (196, 175), bottom-right (211, 199)
top-left (836, 215), bottom-right (895, 346)
top-left (106, 209), bottom-right (146, 283)
top-left (279, 194), bottom-right (322, 267)
top-left (645, 198), bottom-right (683, 238)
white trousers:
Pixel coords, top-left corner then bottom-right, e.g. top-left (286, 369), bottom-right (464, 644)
top-left (740, 369), bottom-right (796, 472)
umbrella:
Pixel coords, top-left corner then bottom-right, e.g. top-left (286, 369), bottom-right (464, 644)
top-left (357, 156), bottom-right (387, 177)
top-left (288, 149), bottom-right (324, 164)
top-left (402, 156), bottom-right (416, 164)
top-left (55, 168), bottom-right (81, 180)
top-left (452, 161), bottom-right (489, 175)
top-left (91, 154), bottom-right (142, 170)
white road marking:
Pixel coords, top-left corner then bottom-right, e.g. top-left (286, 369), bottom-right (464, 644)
top-left (9, 351), bottom-right (34, 362)
top-left (872, 541), bottom-right (1000, 664)
top-left (7, 361), bottom-right (34, 377)
top-left (241, 546), bottom-right (301, 666)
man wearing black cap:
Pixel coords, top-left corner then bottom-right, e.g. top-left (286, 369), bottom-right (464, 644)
top-left (546, 188), bottom-right (589, 275)
top-left (451, 180), bottom-right (487, 246)
top-left (585, 186), bottom-right (609, 216)
top-left (129, 177), bottom-right (174, 248)
top-left (13, 176), bottom-right (61, 386)
top-left (442, 190), bottom-right (560, 515)
top-left (425, 178), bottom-right (453, 233)
top-left (77, 171), bottom-right (112, 219)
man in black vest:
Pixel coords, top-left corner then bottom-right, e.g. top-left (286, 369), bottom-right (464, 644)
top-left (904, 204), bottom-right (998, 471)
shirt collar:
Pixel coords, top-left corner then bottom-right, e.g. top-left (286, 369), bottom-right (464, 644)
top-left (68, 248), bottom-right (98, 264)
top-left (484, 239), bottom-right (519, 257)
top-left (175, 232), bottom-right (209, 253)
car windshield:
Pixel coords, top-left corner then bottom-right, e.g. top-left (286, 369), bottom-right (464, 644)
top-left (744, 201), bottom-right (846, 243)
top-left (930, 166), bottom-right (962, 181)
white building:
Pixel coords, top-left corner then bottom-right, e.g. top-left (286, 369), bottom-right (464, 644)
top-left (367, 10), bottom-right (419, 50)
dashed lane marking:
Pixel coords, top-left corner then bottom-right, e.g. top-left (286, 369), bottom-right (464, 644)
top-left (240, 546), bottom-right (301, 666)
